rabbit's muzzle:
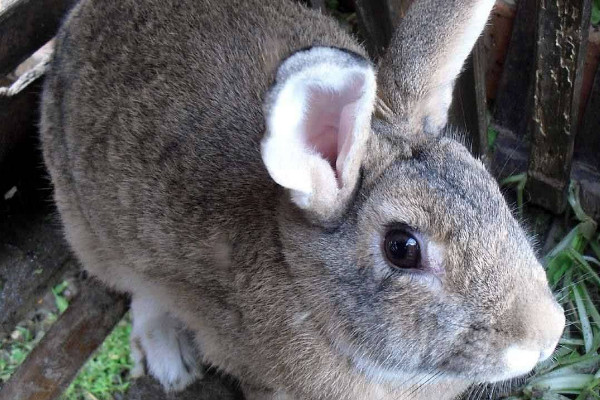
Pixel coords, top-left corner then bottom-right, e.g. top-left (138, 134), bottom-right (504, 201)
top-left (496, 288), bottom-right (565, 380)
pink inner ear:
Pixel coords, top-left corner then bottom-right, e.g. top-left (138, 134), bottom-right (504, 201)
top-left (303, 77), bottom-right (364, 186)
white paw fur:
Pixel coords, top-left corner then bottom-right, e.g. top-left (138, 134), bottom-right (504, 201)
top-left (131, 295), bottom-right (202, 391)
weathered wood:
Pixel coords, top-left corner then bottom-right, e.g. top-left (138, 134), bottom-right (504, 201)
top-left (354, 0), bottom-right (412, 58)
top-left (492, 133), bottom-right (600, 221)
top-left (0, 0), bottom-right (76, 76)
top-left (0, 62), bottom-right (45, 168)
top-left (491, 125), bottom-right (530, 181)
top-left (0, 280), bottom-right (128, 400)
top-left (493, 0), bottom-right (536, 137)
top-left (125, 375), bottom-right (243, 400)
top-left (576, 60), bottom-right (600, 171)
top-left (572, 162), bottom-right (600, 221)
top-left (578, 29), bottom-right (600, 127)
top-left (449, 38), bottom-right (489, 159)
top-left (484, 1), bottom-right (517, 102)
top-left (526, 0), bottom-right (592, 213)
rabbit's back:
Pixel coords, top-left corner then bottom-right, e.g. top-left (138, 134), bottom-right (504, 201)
top-left (41, 0), bottom-right (364, 275)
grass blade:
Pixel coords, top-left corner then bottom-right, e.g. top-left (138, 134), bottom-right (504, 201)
top-left (573, 284), bottom-right (594, 353)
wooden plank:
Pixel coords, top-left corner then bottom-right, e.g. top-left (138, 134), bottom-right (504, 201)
top-left (0, 280), bottom-right (128, 400)
top-left (526, 0), bottom-right (592, 213)
top-left (449, 38), bottom-right (489, 160)
top-left (0, 62), bottom-right (45, 169)
top-left (493, 0), bottom-right (537, 137)
top-left (0, 0), bottom-right (76, 76)
top-left (472, 39), bottom-right (489, 160)
top-left (484, 1), bottom-right (517, 102)
top-left (125, 375), bottom-right (243, 400)
top-left (572, 163), bottom-right (600, 221)
top-left (491, 125), bottom-right (530, 181)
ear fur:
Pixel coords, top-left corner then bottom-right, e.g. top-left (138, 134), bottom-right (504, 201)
top-left (262, 47), bottom-right (376, 220)
top-left (378, 0), bottom-right (495, 135)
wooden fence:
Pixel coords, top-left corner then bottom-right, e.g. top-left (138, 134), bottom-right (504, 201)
top-left (0, 0), bottom-right (599, 399)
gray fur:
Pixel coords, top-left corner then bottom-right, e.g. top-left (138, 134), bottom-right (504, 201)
top-left (40, 0), bottom-right (564, 399)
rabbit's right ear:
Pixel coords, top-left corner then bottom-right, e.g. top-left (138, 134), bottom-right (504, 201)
top-left (262, 47), bottom-right (376, 221)
top-left (378, 0), bottom-right (495, 135)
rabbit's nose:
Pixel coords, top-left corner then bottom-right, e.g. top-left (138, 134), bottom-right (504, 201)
top-left (539, 302), bottom-right (565, 359)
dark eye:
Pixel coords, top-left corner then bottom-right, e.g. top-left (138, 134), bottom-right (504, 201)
top-left (384, 229), bottom-right (421, 269)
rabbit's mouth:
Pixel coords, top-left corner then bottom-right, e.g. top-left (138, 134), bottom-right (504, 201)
top-left (346, 350), bottom-right (461, 387)
top-left (333, 337), bottom-right (471, 386)
top-left (334, 332), bottom-right (556, 386)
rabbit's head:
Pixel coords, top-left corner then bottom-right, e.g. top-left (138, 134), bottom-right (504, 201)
top-left (260, 0), bottom-right (564, 387)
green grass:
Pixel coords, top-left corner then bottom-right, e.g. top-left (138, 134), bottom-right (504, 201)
top-left (61, 317), bottom-right (133, 400)
top-left (487, 125), bottom-right (499, 153)
top-left (501, 172), bottom-right (527, 218)
top-left (504, 182), bottom-right (600, 399)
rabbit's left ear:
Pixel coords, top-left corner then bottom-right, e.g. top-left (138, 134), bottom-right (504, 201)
top-left (261, 47), bottom-right (376, 220)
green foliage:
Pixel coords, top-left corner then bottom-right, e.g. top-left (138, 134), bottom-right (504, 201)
top-left (488, 125), bottom-right (499, 153)
top-left (61, 317), bottom-right (133, 400)
top-left (501, 173), bottom-right (527, 218)
top-left (593, 0), bottom-right (600, 26)
top-left (510, 182), bottom-right (600, 399)
top-left (52, 280), bottom-right (70, 314)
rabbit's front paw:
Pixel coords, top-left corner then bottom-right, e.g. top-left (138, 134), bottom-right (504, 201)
top-left (131, 296), bottom-right (202, 392)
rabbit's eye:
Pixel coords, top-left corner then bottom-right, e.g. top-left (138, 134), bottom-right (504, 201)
top-left (384, 230), bottom-right (421, 269)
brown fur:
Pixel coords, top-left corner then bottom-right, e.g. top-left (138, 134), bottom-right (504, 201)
top-left (41, 0), bottom-right (564, 399)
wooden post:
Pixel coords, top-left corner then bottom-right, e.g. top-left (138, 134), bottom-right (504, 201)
top-left (526, 0), bottom-right (592, 213)
top-left (493, 0), bottom-right (537, 137)
top-left (573, 61), bottom-right (600, 220)
top-left (576, 63), bottom-right (600, 171)
top-left (449, 38), bottom-right (489, 160)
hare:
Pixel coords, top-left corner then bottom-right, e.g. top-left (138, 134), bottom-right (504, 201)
top-left (40, 0), bottom-right (565, 399)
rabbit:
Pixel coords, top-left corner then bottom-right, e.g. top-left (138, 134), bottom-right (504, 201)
top-left (40, 0), bottom-right (566, 398)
